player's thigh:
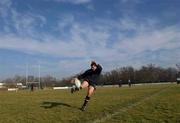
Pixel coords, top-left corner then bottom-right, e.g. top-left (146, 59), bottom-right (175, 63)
top-left (81, 81), bottom-right (89, 88)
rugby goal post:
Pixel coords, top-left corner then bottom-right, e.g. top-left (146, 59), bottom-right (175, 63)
top-left (26, 64), bottom-right (41, 89)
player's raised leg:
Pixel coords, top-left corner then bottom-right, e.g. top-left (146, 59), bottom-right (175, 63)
top-left (80, 81), bottom-right (89, 89)
top-left (71, 80), bottom-right (89, 93)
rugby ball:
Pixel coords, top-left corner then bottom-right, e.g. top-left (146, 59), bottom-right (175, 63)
top-left (74, 78), bottom-right (81, 88)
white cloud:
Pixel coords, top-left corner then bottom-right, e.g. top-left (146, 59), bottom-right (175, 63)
top-left (115, 26), bottom-right (180, 55)
top-left (0, 35), bottom-right (88, 57)
top-left (57, 14), bottom-right (74, 32)
top-left (120, 0), bottom-right (141, 3)
top-left (0, 0), bottom-right (47, 38)
top-left (53, 0), bottom-right (91, 4)
top-left (10, 9), bottom-right (47, 36)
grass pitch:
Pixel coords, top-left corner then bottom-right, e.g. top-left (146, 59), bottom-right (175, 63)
top-left (0, 84), bottom-right (179, 123)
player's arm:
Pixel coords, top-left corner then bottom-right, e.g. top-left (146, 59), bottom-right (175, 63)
top-left (97, 64), bottom-right (102, 74)
top-left (78, 69), bottom-right (91, 80)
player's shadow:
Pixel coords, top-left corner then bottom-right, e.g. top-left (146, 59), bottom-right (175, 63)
top-left (41, 101), bottom-right (72, 109)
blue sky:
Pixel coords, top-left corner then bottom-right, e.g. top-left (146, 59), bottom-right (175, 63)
top-left (0, 0), bottom-right (180, 80)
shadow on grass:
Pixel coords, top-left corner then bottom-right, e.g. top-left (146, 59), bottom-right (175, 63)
top-left (41, 101), bottom-right (72, 109)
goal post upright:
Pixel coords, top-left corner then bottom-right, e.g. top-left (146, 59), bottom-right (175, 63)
top-left (38, 64), bottom-right (41, 89)
top-left (26, 64), bottom-right (28, 86)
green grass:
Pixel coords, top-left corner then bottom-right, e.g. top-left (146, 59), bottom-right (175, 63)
top-left (0, 84), bottom-right (179, 123)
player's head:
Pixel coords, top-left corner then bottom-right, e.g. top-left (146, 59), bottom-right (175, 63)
top-left (91, 61), bottom-right (97, 71)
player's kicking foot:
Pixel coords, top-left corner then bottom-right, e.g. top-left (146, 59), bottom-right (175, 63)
top-left (80, 105), bottom-right (86, 111)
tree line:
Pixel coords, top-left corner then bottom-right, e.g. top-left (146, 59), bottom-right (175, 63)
top-left (98, 64), bottom-right (179, 85)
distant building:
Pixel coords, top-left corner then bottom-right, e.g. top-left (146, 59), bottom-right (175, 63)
top-left (16, 83), bottom-right (27, 89)
top-left (0, 83), bottom-right (5, 88)
top-left (177, 78), bottom-right (180, 84)
top-left (17, 83), bottom-right (23, 86)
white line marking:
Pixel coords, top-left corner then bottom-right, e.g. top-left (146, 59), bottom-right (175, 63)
top-left (92, 87), bottom-right (170, 123)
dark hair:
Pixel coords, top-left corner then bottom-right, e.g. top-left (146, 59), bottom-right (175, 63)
top-left (91, 61), bottom-right (97, 67)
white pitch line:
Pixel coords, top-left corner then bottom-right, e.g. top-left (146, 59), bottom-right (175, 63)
top-left (92, 87), bottom-right (170, 123)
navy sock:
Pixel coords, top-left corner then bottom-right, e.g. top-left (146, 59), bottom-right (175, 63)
top-left (82, 96), bottom-right (90, 107)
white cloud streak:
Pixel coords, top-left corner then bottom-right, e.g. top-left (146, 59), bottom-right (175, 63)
top-left (116, 26), bottom-right (180, 55)
top-left (0, 35), bottom-right (87, 57)
top-left (11, 9), bottom-right (47, 37)
top-left (53, 0), bottom-right (91, 4)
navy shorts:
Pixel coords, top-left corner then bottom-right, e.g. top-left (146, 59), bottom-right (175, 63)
top-left (84, 78), bottom-right (96, 89)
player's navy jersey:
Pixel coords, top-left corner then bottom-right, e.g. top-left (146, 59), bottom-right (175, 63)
top-left (78, 64), bottom-right (102, 84)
